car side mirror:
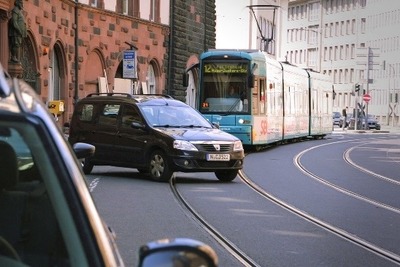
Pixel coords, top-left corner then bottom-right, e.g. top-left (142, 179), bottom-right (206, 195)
top-left (212, 122), bottom-right (220, 129)
top-left (73, 142), bottom-right (95, 159)
top-left (138, 238), bottom-right (218, 267)
top-left (131, 121), bottom-right (146, 130)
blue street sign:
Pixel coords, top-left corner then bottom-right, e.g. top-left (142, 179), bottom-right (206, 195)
top-left (123, 50), bottom-right (137, 79)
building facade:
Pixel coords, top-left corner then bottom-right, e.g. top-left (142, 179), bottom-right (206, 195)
top-left (285, 0), bottom-right (400, 126)
top-left (170, 0), bottom-right (216, 107)
top-left (0, 0), bottom-right (216, 128)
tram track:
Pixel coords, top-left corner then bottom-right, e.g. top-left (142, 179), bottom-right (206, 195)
top-left (169, 176), bottom-right (261, 267)
top-left (293, 138), bottom-right (400, 264)
top-left (169, 136), bottom-right (400, 266)
top-left (344, 143), bottom-right (400, 186)
top-left (294, 140), bottom-right (400, 215)
top-left (239, 168), bottom-right (400, 265)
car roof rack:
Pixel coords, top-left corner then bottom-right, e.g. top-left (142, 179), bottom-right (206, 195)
top-left (86, 93), bottom-right (173, 99)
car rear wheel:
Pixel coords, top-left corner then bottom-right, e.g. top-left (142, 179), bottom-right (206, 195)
top-left (82, 158), bottom-right (94, 174)
top-left (215, 170), bottom-right (238, 182)
top-left (148, 150), bottom-right (173, 182)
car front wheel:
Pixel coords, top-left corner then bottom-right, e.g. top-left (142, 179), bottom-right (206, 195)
top-left (215, 170), bottom-right (238, 182)
top-left (148, 150), bottom-right (173, 182)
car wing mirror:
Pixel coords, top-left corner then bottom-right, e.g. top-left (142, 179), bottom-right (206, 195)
top-left (131, 121), bottom-right (146, 130)
top-left (212, 122), bottom-right (220, 129)
top-left (73, 142), bottom-right (95, 159)
top-left (138, 238), bottom-right (218, 267)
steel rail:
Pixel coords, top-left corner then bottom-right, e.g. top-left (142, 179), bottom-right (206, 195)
top-left (169, 176), bottom-right (260, 267)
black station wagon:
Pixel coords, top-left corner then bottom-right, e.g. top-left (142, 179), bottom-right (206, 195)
top-left (68, 93), bottom-right (244, 182)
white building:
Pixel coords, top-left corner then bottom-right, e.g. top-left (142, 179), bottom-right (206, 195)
top-left (247, 0), bottom-right (289, 57)
top-left (216, 0), bottom-right (289, 58)
top-left (284, 0), bottom-right (400, 125)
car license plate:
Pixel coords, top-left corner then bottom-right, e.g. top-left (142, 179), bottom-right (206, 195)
top-left (206, 154), bottom-right (230, 161)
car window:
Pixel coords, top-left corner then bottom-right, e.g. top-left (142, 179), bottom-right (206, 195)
top-left (120, 105), bottom-right (142, 127)
top-left (79, 103), bottom-right (95, 122)
top-left (0, 123), bottom-right (87, 266)
top-left (98, 104), bottom-right (120, 125)
top-left (140, 105), bottom-right (212, 128)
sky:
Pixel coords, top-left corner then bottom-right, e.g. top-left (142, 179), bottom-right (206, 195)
top-left (215, 0), bottom-right (251, 49)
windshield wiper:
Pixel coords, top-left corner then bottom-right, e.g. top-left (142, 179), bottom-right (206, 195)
top-left (228, 98), bottom-right (241, 112)
top-left (180, 125), bottom-right (206, 128)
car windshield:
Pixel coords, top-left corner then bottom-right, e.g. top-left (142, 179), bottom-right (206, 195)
top-left (140, 105), bottom-right (213, 128)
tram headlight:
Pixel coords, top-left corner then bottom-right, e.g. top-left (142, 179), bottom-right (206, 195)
top-left (173, 140), bottom-right (198, 151)
top-left (238, 119), bottom-right (244, 124)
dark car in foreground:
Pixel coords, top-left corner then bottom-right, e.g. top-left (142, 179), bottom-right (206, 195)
top-left (68, 93), bottom-right (245, 182)
top-left (0, 66), bottom-right (218, 267)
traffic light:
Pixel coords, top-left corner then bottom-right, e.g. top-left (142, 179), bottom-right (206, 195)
top-left (355, 83), bottom-right (361, 92)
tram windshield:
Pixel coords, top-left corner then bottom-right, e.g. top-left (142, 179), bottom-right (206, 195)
top-left (199, 62), bottom-right (249, 114)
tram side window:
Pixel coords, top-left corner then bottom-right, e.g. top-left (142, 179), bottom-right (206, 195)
top-left (252, 77), bottom-right (259, 114)
top-left (259, 78), bottom-right (266, 114)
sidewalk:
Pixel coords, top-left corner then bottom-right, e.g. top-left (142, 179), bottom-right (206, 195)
top-left (333, 125), bottom-right (400, 134)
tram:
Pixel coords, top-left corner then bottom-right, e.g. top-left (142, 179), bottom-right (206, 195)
top-left (197, 49), bottom-right (333, 149)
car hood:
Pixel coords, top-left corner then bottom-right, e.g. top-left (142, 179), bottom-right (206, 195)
top-left (154, 127), bottom-right (238, 142)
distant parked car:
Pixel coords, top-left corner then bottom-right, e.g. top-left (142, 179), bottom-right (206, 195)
top-left (333, 112), bottom-right (341, 126)
top-left (340, 114), bottom-right (381, 130)
top-left (362, 114), bottom-right (381, 130)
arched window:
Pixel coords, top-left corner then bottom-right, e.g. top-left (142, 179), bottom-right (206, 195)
top-left (147, 64), bottom-right (156, 94)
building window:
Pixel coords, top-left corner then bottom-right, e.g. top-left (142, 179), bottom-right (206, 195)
top-left (150, 0), bottom-right (160, 22)
top-left (91, 0), bottom-right (98, 8)
top-left (308, 48), bottom-right (317, 67)
top-left (122, 0), bottom-right (128, 15)
top-left (350, 68), bottom-right (354, 83)
top-left (340, 45), bottom-right (344, 60)
top-left (361, 18), bottom-right (366, 34)
top-left (308, 2), bottom-right (320, 21)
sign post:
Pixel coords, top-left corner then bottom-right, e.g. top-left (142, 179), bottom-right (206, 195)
top-left (362, 94), bottom-right (371, 129)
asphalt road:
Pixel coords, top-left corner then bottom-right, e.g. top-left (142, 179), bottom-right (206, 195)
top-left (88, 131), bottom-right (400, 266)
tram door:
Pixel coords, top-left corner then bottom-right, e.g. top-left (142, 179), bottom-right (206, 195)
top-left (251, 77), bottom-right (266, 115)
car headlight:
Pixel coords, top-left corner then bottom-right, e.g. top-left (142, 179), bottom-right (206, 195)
top-left (173, 140), bottom-right (198, 151)
top-left (233, 140), bottom-right (243, 151)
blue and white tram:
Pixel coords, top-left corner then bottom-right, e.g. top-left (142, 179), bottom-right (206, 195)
top-left (197, 50), bottom-right (333, 149)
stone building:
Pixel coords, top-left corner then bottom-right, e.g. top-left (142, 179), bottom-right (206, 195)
top-left (0, 0), bottom-right (216, 128)
top-left (169, 1), bottom-right (216, 107)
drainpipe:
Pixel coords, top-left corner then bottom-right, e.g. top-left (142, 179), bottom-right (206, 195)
top-left (203, 1), bottom-right (207, 50)
top-left (167, 0), bottom-right (174, 95)
top-left (74, 1), bottom-right (79, 105)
